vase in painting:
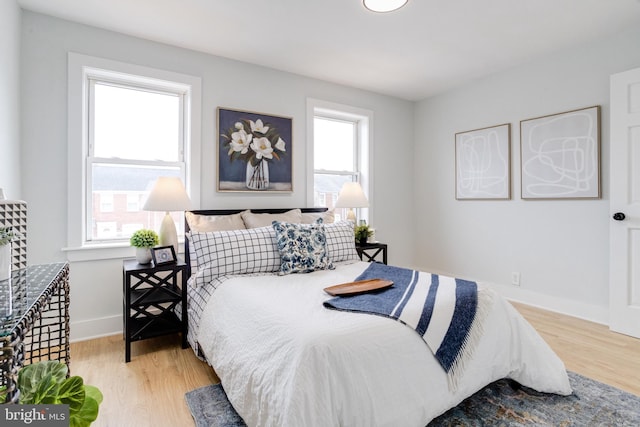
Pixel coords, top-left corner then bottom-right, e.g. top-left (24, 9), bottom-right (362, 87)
top-left (246, 160), bottom-right (270, 190)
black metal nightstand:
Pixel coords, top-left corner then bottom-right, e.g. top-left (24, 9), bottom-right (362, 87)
top-left (356, 242), bottom-right (388, 264)
top-left (122, 259), bottom-right (188, 362)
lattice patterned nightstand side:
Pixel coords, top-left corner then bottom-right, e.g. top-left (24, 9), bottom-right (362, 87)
top-left (122, 259), bottom-right (188, 362)
top-left (355, 242), bottom-right (388, 264)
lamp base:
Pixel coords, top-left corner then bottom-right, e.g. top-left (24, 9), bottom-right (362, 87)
top-left (159, 212), bottom-right (178, 255)
top-left (346, 208), bottom-right (356, 223)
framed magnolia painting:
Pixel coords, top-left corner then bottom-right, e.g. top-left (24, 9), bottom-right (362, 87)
top-left (217, 107), bottom-right (293, 192)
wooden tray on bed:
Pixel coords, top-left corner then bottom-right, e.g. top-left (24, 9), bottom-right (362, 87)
top-left (324, 279), bottom-right (393, 296)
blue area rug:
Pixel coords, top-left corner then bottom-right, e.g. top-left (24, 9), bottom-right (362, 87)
top-left (185, 371), bottom-right (640, 426)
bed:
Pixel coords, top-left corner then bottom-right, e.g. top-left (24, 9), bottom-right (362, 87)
top-left (184, 208), bottom-right (572, 426)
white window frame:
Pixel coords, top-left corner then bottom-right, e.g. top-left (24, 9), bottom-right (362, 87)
top-left (66, 53), bottom-right (201, 261)
top-left (86, 76), bottom-right (187, 243)
top-left (306, 98), bottom-right (373, 223)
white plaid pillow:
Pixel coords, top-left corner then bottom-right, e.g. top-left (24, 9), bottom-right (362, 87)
top-left (189, 226), bottom-right (280, 287)
top-left (185, 211), bottom-right (248, 273)
top-left (325, 221), bottom-right (359, 263)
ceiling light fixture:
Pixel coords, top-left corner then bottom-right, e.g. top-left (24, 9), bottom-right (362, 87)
top-left (363, 0), bottom-right (408, 13)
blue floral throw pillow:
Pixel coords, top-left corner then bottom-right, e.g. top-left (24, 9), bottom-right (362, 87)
top-left (272, 219), bottom-right (334, 275)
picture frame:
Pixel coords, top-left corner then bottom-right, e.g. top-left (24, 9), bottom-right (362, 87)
top-left (455, 123), bottom-right (511, 200)
top-left (520, 106), bottom-right (600, 199)
top-left (151, 245), bottom-right (177, 266)
top-left (217, 107), bottom-right (293, 192)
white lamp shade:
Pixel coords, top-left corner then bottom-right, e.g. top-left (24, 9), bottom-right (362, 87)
top-left (143, 177), bottom-right (191, 255)
top-left (363, 0), bottom-right (408, 13)
top-left (334, 182), bottom-right (369, 209)
top-left (143, 177), bottom-right (191, 212)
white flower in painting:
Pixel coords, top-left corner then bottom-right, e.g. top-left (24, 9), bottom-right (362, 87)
top-left (250, 119), bottom-right (270, 134)
top-left (229, 129), bottom-right (252, 154)
top-left (251, 137), bottom-right (274, 160)
top-left (235, 122), bottom-right (243, 130)
top-left (274, 137), bottom-right (286, 151)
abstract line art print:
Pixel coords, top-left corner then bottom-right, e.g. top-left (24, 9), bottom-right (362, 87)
top-left (520, 106), bottom-right (600, 199)
top-left (455, 123), bottom-right (511, 200)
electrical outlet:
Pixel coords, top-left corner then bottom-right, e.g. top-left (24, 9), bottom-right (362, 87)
top-left (511, 272), bottom-right (520, 286)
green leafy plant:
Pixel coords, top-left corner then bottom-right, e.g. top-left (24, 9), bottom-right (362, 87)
top-left (0, 226), bottom-right (14, 246)
top-left (354, 224), bottom-right (373, 243)
top-left (17, 360), bottom-right (103, 427)
top-left (129, 229), bottom-right (159, 248)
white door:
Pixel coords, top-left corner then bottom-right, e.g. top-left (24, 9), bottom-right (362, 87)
top-left (610, 67), bottom-right (640, 338)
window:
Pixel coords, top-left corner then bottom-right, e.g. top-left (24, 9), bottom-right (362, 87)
top-left (99, 193), bottom-right (114, 212)
top-left (126, 194), bottom-right (140, 212)
top-left (96, 222), bottom-right (117, 239)
top-left (68, 54), bottom-right (201, 259)
top-left (87, 78), bottom-right (186, 243)
top-left (308, 99), bottom-right (372, 223)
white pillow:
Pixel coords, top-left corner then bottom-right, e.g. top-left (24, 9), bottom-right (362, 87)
top-left (241, 209), bottom-right (302, 228)
top-left (185, 211), bottom-right (247, 232)
top-left (325, 221), bottom-right (359, 263)
top-left (189, 226), bottom-right (280, 287)
top-left (301, 210), bottom-right (335, 224)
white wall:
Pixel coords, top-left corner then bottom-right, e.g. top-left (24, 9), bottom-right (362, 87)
top-left (414, 25), bottom-right (640, 324)
top-left (20, 11), bottom-right (415, 340)
top-left (0, 1), bottom-right (21, 198)
top-left (21, 9), bottom-right (640, 341)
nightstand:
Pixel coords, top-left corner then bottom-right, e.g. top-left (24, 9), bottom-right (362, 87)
top-left (356, 242), bottom-right (388, 264)
top-left (122, 259), bottom-right (188, 362)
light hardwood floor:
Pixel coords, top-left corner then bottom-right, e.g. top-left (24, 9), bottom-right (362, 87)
top-left (70, 304), bottom-right (640, 427)
top-left (512, 302), bottom-right (640, 396)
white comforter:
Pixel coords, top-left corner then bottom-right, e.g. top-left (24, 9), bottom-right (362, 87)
top-left (197, 261), bottom-right (571, 427)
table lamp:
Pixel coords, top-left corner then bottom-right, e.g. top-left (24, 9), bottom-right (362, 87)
top-left (143, 177), bottom-right (191, 254)
top-left (334, 182), bottom-right (369, 222)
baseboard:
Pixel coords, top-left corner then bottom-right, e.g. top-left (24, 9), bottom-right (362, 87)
top-left (410, 263), bottom-right (610, 326)
top-left (70, 315), bottom-right (121, 342)
top-left (70, 308), bottom-right (169, 342)
top-left (487, 282), bottom-right (609, 326)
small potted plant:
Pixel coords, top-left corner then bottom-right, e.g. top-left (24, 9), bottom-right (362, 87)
top-left (354, 224), bottom-right (373, 245)
top-left (130, 229), bottom-right (159, 264)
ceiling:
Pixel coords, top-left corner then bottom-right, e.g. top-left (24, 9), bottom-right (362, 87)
top-left (16, 0), bottom-right (640, 101)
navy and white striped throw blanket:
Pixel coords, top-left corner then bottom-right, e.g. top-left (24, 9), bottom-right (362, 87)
top-left (324, 263), bottom-right (489, 389)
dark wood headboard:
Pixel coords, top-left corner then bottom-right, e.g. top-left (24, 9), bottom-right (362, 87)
top-left (184, 208), bottom-right (328, 275)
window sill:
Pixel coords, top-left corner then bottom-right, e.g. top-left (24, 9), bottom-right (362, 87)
top-left (63, 240), bottom-right (185, 263)
top-left (62, 243), bottom-right (135, 262)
